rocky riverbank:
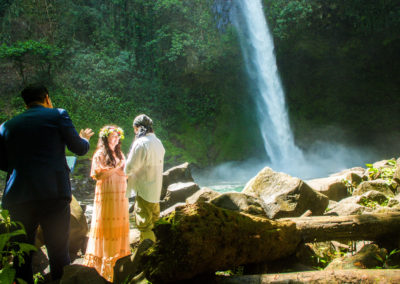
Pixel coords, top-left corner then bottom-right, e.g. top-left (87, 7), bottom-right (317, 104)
top-left (31, 159), bottom-right (400, 283)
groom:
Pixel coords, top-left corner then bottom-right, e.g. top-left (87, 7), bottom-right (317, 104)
top-left (0, 84), bottom-right (94, 283)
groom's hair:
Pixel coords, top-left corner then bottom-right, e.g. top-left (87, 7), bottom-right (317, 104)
top-left (21, 84), bottom-right (49, 106)
top-left (133, 114), bottom-right (154, 138)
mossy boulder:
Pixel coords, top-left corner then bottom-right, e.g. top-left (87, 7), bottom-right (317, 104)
top-left (353, 180), bottom-right (395, 197)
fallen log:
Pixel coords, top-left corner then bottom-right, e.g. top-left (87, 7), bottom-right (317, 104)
top-left (139, 202), bottom-right (302, 283)
top-left (215, 269), bottom-right (400, 283)
top-left (137, 203), bottom-right (400, 283)
top-left (279, 212), bottom-right (400, 242)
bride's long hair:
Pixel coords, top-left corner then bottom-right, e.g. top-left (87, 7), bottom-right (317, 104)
top-left (97, 125), bottom-right (124, 167)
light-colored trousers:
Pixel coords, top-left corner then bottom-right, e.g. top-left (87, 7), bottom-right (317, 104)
top-left (134, 195), bottom-right (160, 242)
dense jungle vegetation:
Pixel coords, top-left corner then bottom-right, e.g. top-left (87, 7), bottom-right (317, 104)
top-left (0, 0), bottom-right (399, 168)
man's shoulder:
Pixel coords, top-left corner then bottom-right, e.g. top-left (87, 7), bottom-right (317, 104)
top-left (55, 108), bottom-right (68, 115)
top-left (1, 110), bottom-right (28, 128)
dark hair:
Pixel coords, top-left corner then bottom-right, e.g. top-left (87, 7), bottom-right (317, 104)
top-left (21, 84), bottom-right (49, 106)
top-left (96, 125), bottom-right (123, 167)
top-left (133, 114), bottom-right (153, 138)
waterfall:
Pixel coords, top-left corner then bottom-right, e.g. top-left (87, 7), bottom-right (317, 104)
top-left (232, 0), bottom-right (304, 173)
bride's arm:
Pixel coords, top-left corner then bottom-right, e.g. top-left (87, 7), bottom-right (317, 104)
top-left (91, 151), bottom-right (118, 180)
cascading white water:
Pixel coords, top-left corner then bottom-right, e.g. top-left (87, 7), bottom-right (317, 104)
top-left (232, 0), bottom-right (304, 172)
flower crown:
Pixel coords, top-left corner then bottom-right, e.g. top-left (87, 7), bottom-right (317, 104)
top-left (99, 126), bottom-right (125, 140)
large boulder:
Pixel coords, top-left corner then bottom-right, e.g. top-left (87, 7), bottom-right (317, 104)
top-left (306, 176), bottom-right (349, 202)
top-left (243, 167), bottom-right (329, 219)
top-left (210, 192), bottom-right (267, 217)
top-left (353, 179), bottom-right (396, 197)
top-left (69, 195), bottom-right (90, 255)
top-left (160, 182), bottom-right (200, 211)
top-left (358, 190), bottom-right (389, 205)
top-left (161, 162), bottom-right (194, 199)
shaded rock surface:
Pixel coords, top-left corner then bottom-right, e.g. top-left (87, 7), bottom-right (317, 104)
top-left (160, 181), bottom-right (200, 211)
top-left (306, 176), bottom-right (349, 202)
top-left (186, 187), bottom-right (221, 204)
top-left (325, 244), bottom-right (387, 270)
top-left (161, 162), bottom-right (194, 199)
top-left (210, 192), bottom-right (267, 217)
top-left (35, 195), bottom-right (88, 257)
top-left (60, 264), bottom-right (110, 284)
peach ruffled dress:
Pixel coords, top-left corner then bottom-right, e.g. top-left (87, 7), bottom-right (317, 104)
top-left (83, 150), bottom-right (131, 282)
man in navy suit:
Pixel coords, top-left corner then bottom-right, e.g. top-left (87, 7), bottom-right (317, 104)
top-left (0, 84), bottom-right (94, 283)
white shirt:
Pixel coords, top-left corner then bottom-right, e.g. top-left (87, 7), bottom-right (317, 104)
top-left (124, 133), bottom-right (165, 203)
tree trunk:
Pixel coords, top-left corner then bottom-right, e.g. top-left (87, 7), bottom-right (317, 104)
top-left (279, 213), bottom-right (400, 242)
top-left (215, 269), bottom-right (400, 283)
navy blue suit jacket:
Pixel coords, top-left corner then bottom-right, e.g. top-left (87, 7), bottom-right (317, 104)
top-left (0, 105), bottom-right (90, 207)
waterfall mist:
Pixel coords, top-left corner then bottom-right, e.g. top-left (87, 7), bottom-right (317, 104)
top-left (193, 138), bottom-right (381, 189)
top-left (194, 0), bottom-right (386, 189)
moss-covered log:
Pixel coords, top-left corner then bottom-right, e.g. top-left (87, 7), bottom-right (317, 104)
top-left (140, 202), bottom-right (301, 283)
top-left (279, 213), bottom-right (400, 243)
top-left (215, 269), bottom-right (400, 283)
top-left (138, 203), bottom-right (400, 283)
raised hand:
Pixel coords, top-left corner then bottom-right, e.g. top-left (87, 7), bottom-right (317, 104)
top-left (80, 128), bottom-right (94, 140)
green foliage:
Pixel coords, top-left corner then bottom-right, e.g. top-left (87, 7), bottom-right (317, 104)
top-left (342, 178), bottom-right (355, 195)
top-left (358, 197), bottom-right (388, 209)
top-left (310, 242), bottom-right (339, 270)
top-left (375, 248), bottom-right (400, 269)
top-left (365, 160), bottom-right (396, 186)
top-left (215, 266), bottom-right (244, 276)
top-left (0, 40), bottom-right (62, 83)
top-left (0, 208), bottom-right (37, 284)
top-left (0, 0), bottom-right (400, 168)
